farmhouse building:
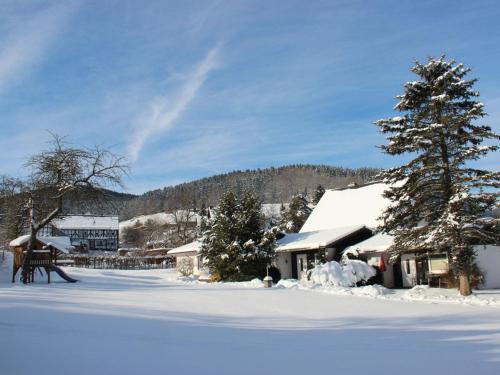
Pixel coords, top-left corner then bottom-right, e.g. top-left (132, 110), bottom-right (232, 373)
top-left (39, 215), bottom-right (119, 251)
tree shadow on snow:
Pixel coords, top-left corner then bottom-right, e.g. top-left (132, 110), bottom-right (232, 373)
top-left (1, 298), bottom-right (500, 375)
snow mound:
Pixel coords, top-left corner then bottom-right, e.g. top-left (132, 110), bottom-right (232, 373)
top-left (401, 285), bottom-right (430, 301)
top-left (351, 284), bottom-right (390, 297)
top-left (316, 284), bottom-right (391, 298)
top-left (249, 278), bottom-right (264, 287)
top-left (309, 260), bottom-right (376, 287)
top-left (177, 275), bottom-right (200, 283)
top-left (275, 279), bottom-right (301, 289)
top-left (401, 285), bottom-right (500, 306)
top-left (234, 278), bottom-right (265, 288)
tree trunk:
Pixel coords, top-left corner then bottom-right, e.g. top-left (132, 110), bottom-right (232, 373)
top-left (459, 274), bottom-right (471, 296)
top-left (21, 197), bottom-right (61, 285)
top-left (21, 198), bottom-right (36, 284)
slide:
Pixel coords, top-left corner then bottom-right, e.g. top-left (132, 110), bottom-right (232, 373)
top-left (50, 264), bottom-right (78, 283)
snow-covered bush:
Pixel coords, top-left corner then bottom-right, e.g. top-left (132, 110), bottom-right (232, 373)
top-left (343, 259), bottom-right (377, 285)
top-left (177, 257), bottom-right (194, 276)
top-left (308, 260), bottom-right (376, 287)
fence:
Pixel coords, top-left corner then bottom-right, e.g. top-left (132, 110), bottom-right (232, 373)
top-left (60, 254), bottom-right (176, 270)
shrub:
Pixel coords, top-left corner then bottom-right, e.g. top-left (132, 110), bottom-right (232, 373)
top-left (177, 257), bottom-right (194, 276)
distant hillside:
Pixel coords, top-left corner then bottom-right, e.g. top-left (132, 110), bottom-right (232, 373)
top-left (120, 164), bottom-right (381, 220)
top-left (63, 189), bottom-right (137, 217)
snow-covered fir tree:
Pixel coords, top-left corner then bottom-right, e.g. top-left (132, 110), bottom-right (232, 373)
top-left (313, 184), bottom-right (326, 205)
top-left (376, 56), bottom-right (499, 295)
top-left (201, 191), bottom-right (277, 281)
top-left (280, 194), bottom-right (312, 233)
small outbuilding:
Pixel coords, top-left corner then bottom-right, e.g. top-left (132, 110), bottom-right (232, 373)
top-left (167, 241), bottom-right (205, 276)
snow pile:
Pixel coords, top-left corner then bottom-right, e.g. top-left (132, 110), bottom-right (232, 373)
top-left (309, 260), bottom-right (376, 287)
top-left (401, 285), bottom-right (500, 306)
top-left (275, 279), bottom-right (301, 289)
top-left (176, 274), bottom-right (200, 283)
top-left (248, 278), bottom-right (264, 287)
top-left (401, 285), bottom-right (431, 301)
top-left (316, 284), bottom-right (390, 298)
top-left (349, 284), bottom-right (389, 297)
top-left (343, 259), bottom-right (377, 284)
top-left (276, 277), bottom-right (389, 298)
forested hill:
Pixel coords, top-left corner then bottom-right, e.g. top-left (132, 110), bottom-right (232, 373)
top-left (120, 164), bottom-right (381, 220)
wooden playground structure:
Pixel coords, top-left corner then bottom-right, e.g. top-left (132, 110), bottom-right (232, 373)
top-left (10, 235), bottom-right (78, 283)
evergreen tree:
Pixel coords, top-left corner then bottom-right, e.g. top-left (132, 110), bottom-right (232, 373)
top-left (313, 184), bottom-right (326, 205)
top-left (201, 191), bottom-right (277, 281)
top-left (376, 56), bottom-right (499, 295)
top-left (280, 194), bottom-right (312, 233)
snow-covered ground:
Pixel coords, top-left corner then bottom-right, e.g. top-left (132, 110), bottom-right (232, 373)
top-left (1, 253), bottom-right (500, 375)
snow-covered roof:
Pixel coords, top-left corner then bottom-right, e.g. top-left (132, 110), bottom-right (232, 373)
top-left (300, 182), bottom-right (391, 232)
top-left (167, 241), bottom-right (202, 255)
top-left (9, 235), bottom-right (74, 253)
top-left (53, 215), bottom-right (119, 230)
top-left (119, 211), bottom-right (200, 231)
top-left (343, 233), bottom-right (394, 255)
top-left (276, 225), bottom-right (366, 252)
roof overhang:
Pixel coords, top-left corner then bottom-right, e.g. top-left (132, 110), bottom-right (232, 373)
top-left (276, 225), bottom-right (367, 253)
top-left (167, 241), bottom-right (202, 256)
top-left (9, 235), bottom-right (74, 253)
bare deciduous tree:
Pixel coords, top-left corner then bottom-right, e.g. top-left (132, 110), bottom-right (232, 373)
top-left (14, 134), bottom-right (128, 283)
top-left (172, 209), bottom-right (197, 245)
top-left (0, 177), bottom-right (30, 246)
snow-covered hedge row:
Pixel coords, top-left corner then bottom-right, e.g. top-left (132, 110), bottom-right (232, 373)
top-left (308, 260), bottom-right (376, 287)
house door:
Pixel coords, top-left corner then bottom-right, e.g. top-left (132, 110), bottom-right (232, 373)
top-left (297, 254), bottom-right (308, 280)
top-left (393, 261), bottom-right (403, 288)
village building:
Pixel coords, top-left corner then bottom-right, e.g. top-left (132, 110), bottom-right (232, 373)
top-left (275, 181), bottom-right (500, 289)
top-left (344, 233), bottom-right (500, 289)
top-left (39, 215), bottom-right (119, 252)
top-left (275, 225), bottom-right (372, 279)
top-left (274, 182), bottom-right (389, 280)
top-left (166, 182), bottom-right (499, 289)
top-left (167, 241), bottom-right (204, 275)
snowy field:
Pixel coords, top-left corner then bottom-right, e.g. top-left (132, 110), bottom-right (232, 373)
top-left (1, 257), bottom-right (500, 374)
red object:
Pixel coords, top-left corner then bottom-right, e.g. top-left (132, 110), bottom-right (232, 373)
top-left (379, 256), bottom-right (387, 272)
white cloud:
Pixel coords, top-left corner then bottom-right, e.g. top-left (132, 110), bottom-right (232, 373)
top-left (0, 2), bottom-right (76, 95)
top-left (128, 47), bottom-right (220, 162)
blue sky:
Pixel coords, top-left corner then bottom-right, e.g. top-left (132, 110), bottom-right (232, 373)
top-left (0, 0), bottom-right (498, 194)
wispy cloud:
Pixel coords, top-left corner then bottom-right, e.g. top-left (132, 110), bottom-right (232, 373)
top-left (0, 2), bottom-right (76, 95)
top-left (129, 47), bottom-right (220, 162)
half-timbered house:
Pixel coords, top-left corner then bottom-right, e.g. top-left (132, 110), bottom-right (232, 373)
top-left (39, 215), bottom-right (119, 251)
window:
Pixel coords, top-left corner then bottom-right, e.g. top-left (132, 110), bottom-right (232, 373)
top-left (405, 259), bottom-right (411, 274)
top-left (428, 254), bottom-right (448, 275)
